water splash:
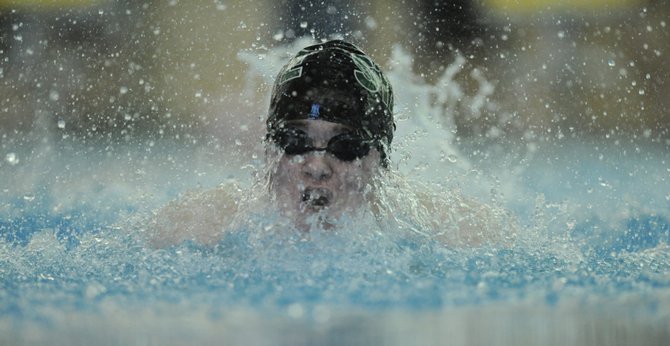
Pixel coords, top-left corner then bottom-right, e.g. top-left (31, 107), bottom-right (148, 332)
top-left (2, 39), bottom-right (670, 345)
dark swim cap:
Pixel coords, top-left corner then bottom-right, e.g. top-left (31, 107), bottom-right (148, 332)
top-left (267, 40), bottom-right (395, 157)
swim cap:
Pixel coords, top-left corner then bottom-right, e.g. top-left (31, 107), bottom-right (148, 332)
top-left (267, 40), bottom-right (395, 158)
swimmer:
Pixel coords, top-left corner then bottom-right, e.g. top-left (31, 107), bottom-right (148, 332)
top-left (146, 40), bottom-right (514, 247)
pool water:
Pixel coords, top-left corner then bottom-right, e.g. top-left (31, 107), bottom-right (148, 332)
top-left (2, 43), bottom-right (670, 345)
top-left (1, 136), bottom-right (668, 345)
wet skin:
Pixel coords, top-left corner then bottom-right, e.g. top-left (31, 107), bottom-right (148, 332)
top-left (269, 119), bottom-right (382, 230)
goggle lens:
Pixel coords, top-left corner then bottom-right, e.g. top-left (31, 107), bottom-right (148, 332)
top-left (272, 128), bottom-right (371, 161)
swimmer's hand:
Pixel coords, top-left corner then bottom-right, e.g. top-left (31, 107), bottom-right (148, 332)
top-left (145, 183), bottom-right (240, 248)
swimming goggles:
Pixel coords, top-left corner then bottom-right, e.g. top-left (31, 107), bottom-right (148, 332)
top-left (271, 127), bottom-right (371, 161)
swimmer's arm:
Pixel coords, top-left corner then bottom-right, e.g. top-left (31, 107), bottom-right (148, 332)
top-left (145, 184), bottom-right (241, 248)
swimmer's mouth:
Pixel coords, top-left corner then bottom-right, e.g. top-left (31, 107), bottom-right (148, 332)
top-left (301, 188), bottom-right (332, 209)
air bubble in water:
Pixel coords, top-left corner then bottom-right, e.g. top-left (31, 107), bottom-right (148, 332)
top-left (5, 152), bottom-right (19, 165)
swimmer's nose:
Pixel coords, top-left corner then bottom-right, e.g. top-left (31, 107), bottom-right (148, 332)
top-left (301, 153), bottom-right (333, 181)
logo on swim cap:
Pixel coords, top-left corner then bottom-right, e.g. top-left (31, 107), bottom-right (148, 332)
top-left (351, 54), bottom-right (393, 110)
top-left (308, 103), bottom-right (321, 119)
top-left (278, 66), bottom-right (303, 85)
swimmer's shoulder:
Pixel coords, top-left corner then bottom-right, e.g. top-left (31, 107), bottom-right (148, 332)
top-left (146, 181), bottom-right (243, 248)
top-left (413, 185), bottom-right (517, 247)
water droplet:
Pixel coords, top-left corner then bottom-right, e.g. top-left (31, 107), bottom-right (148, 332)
top-left (49, 90), bottom-right (60, 101)
top-left (57, 119), bottom-right (66, 129)
top-left (607, 59), bottom-right (615, 67)
top-left (365, 16), bottom-right (377, 30)
top-left (273, 31), bottom-right (284, 41)
top-left (290, 155), bottom-right (305, 164)
top-left (5, 152), bottom-right (19, 165)
top-left (638, 89), bottom-right (645, 95)
top-left (120, 86), bottom-right (128, 94)
top-left (300, 21), bottom-right (308, 29)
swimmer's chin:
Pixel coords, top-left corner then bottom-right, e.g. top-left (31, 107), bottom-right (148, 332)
top-left (293, 207), bottom-right (340, 232)
top-left (300, 216), bottom-right (337, 232)
top-left (300, 201), bottom-right (330, 213)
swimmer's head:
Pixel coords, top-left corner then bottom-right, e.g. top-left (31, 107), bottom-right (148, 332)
top-left (266, 40), bottom-right (395, 165)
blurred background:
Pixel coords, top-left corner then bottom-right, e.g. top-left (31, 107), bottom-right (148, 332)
top-left (1, 0), bottom-right (668, 163)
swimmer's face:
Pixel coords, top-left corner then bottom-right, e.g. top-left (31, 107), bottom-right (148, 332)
top-left (268, 119), bottom-right (382, 229)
